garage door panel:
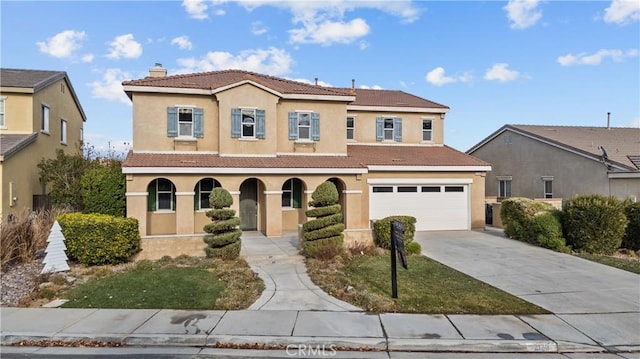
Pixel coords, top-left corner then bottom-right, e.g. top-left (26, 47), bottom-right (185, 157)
top-left (369, 184), bottom-right (469, 231)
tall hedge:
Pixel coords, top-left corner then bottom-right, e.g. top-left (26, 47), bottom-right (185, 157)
top-left (500, 197), bottom-right (566, 251)
top-left (203, 188), bottom-right (241, 259)
top-left (622, 200), bottom-right (640, 250)
top-left (563, 194), bottom-right (628, 254)
top-left (58, 212), bottom-right (140, 265)
top-left (302, 181), bottom-right (344, 258)
top-left (80, 161), bottom-right (126, 217)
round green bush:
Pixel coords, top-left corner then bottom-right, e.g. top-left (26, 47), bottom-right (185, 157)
top-left (80, 161), bottom-right (126, 217)
top-left (500, 198), bottom-right (554, 241)
top-left (622, 200), bottom-right (640, 250)
top-left (372, 216), bottom-right (416, 250)
top-left (205, 240), bottom-right (241, 260)
top-left (563, 194), bottom-right (628, 254)
top-left (405, 241), bottom-right (422, 255)
top-left (308, 181), bottom-right (339, 207)
top-left (209, 188), bottom-right (233, 209)
top-left (204, 229), bottom-right (242, 248)
top-left (203, 218), bottom-right (241, 234)
top-left (530, 211), bottom-right (566, 251)
top-left (304, 223), bottom-right (345, 241)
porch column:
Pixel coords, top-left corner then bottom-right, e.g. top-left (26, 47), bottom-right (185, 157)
top-left (264, 190), bottom-right (283, 237)
top-left (125, 192), bottom-right (148, 237)
top-left (343, 190), bottom-right (365, 229)
top-left (175, 191), bottom-right (195, 235)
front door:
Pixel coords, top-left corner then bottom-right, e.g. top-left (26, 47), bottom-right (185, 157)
top-left (240, 179), bottom-right (258, 230)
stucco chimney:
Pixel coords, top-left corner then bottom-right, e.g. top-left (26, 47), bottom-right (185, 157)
top-left (149, 63), bottom-right (167, 78)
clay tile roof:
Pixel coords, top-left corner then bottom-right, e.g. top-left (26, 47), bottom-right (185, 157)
top-left (349, 88), bottom-right (449, 109)
top-left (123, 145), bottom-right (489, 170)
top-left (510, 125), bottom-right (640, 171)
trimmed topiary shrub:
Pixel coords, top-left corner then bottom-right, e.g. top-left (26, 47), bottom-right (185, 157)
top-left (80, 161), bottom-right (126, 217)
top-left (203, 188), bottom-right (241, 259)
top-left (622, 200), bottom-right (640, 250)
top-left (563, 194), bottom-right (628, 254)
top-left (372, 216), bottom-right (416, 250)
top-left (302, 181), bottom-right (344, 258)
top-left (500, 197), bottom-right (566, 251)
top-left (58, 212), bottom-right (141, 265)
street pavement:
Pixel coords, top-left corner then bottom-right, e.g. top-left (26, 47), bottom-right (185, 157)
top-left (1, 229), bottom-right (639, 358)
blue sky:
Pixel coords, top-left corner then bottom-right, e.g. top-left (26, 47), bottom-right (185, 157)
top-left (2, 0), bottom-right (638, 154)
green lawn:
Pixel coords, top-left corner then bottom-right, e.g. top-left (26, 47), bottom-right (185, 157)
top-left (575, 253), bottom-right (640, 274)
top-left (61, 257), bottom-right (264, 310)
top-left (308, 254), bottom-right (549, 314)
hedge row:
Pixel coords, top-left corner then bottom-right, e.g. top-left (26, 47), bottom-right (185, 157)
top-left (501, 195), bottom-right (638, 254)
top-left (58, 213), bottom-right (141, 265)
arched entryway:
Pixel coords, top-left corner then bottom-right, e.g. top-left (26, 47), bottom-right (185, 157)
top-left (239, 178), bottom-right (264, 231)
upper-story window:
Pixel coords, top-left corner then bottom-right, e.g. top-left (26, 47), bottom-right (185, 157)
top-left (41, 104), bottom-right (50, 133)
top-left (498, 178), bottom-right (512, 198)
top-left (231, 108), bottom-right (265, 139)
top-left (60, 119), bottom-right (67, 144)
top-left (346, 116), bottom-right (355, 140)
top-left (288, 112), bottom-right (320, 141)
top-left (0, 97), bottom-right (6, 128)
top-left (422, 119), bottom-right (433, 141)
top-left (376, 117), bottom-right (402, 142)
top-left (167, 107), bottom-right (203, 138)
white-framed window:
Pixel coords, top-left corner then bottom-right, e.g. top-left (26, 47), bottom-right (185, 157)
top-left (60, 119), bottom-right (67, 144)
top-left (383, 118), bottom-right (394, 140)
top-left (543, 177), bottom-right (553, 199)
top-left (178, 108), bottom-right (193, 137)
top-left (41, 104), bottom-right (50, 133)
top-left (288, 111), bottom-right (319, 141)
top-left (498, 179), bottom-right (511, 198)
top-left (422, 119), bottom-right (433, 141)
top-left (195, 178), bottom-right (220, 210)
top-left (147, 178), bottom-right (176, 211)
top-left (242, 109), bottom-right (256, 138)
top-left (282, 178), bottom-right (303, 208)
top-left (298, 112), bottom-right (311, 140)
top-left (0, 96), bottom-right (6, 128)
top-left (346, 116), bottom-right (355, 140)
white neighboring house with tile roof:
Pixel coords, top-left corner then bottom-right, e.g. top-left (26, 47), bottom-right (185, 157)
top-left (121, 66), bottom-right (491, 259)
top-left (467, 124), bottom-right (640, 202)
top-left (0, 68), bottom-right (86, 220)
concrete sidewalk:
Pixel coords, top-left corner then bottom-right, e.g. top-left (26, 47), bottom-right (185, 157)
top-left (1, 307), bottom-right (628, 354)
top-left (415, 230), bottom-right (640, 351)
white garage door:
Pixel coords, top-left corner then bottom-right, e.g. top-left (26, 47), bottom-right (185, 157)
top-left (369, 183), bottom-right (470, 231)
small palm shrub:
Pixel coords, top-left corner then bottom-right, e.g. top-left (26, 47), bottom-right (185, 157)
top-left (203, 188), bottom-right (242, 259)
top-left (563, 194), bottom-right (628, 255)
top-left (302, 181), bottom-right (344, 259)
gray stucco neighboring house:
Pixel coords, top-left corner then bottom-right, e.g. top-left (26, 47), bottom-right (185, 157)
top-left (467, 124), bottom-right (640, 202)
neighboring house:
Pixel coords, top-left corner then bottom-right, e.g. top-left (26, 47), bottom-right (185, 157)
top-left (0, 69), bottom-right (86, 221)
top-left (121, 66), bottom-right (490, 257)
top-left (467, 124), bottom-right (640, 202)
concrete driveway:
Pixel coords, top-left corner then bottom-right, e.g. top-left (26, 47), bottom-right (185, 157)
top-left (414, 230), bottom-right (640, 348)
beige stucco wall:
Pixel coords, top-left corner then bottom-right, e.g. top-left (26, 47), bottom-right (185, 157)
top-left (472, 130), bottom-right (611, 199)
top-left (348, 110), bottom-right (444, 145)
top-left (0, 78), bottom-right (84, 220)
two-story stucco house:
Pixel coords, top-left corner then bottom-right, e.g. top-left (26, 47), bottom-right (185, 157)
top-left (122, 66), bottom-right (490, 258)
top-left (467, 124), bottom-right (640, 202)
top-left (0, 68), bottom-right (86, 220)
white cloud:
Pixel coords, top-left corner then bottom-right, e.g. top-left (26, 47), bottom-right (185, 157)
top-left (106, 34), bottom-right (142, 59)
top-left (182, 0), bottom-right (209, 19)
top-left (81, 54), bottom-right (94, 63)
top-left (289, 18), bottom-right (370, 45)
top-left (359, 84), bottom-right (383, 90)
top-left (176, 47), bottom-right (294, 76)
top-left (604, 0), bottom-right (640, 24)
top-left (504, 0), bottom-right (542, 29)
top-left (557, 48), bottom-right (639, 66)
top-left (88, 68), bottom-right (132, 105)
top-left (252, 21), bottom-right (268, 35)
top-left (36, 30), bottom-right (87, 58)
top-left (628, 117), bottom-right (640, 128)
top-left (171, 36), bottom-right (193, 50)
top-left (484, 63), bottom-right (520, 82)
top-left (425, 67), bottom-right (473, 86)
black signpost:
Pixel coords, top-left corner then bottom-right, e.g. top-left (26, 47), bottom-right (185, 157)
top-left (390, 220), bottom-right (408, 299)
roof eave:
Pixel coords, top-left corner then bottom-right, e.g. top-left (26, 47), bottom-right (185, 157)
top-left (0, 132), bottom-right (38, 161)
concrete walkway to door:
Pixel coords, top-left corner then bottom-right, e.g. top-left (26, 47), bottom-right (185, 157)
top-left (414, 230), bottom-right (640, 348)
top-left (240, 231), bottom-right (361, 311)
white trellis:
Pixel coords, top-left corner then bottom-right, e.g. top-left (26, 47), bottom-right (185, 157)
top-left (41, 220), bottom-right (70, 273)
